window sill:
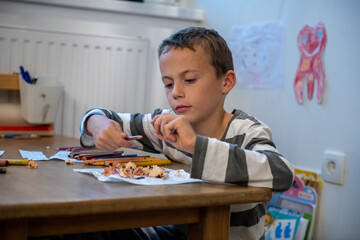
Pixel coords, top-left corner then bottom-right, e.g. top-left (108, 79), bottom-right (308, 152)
top-left (11, 0), bottom-right (204, 22)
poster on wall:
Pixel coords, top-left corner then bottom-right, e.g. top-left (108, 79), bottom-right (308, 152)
top-left (294, 22), bottom-right (327, 104)
top-left (228, 21), bottom-right (285, 89)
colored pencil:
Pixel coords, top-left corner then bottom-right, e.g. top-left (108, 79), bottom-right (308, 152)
top-left (82, 156), bottom-right (150, 164)
top-left (92, 154), bottom-right (138, 160)
top-left (0, 159), bottom-right (28, 166)
top-left (90, 159), bottom-right (171, 167)
top-left (70, 150), bottom-right (125, 159)
top-left (125, 135), bottom-right (143, 140)
top-left (76, 152), bottom-right (133, 160)
top-left (0, 167), bottom-right (7, 173)
top-left (55, 146), bottom-right (87, 151)
top-left (82, 156), bottom-right (170, 165)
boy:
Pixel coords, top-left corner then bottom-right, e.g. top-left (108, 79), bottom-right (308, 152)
top-left (80, 27), bottom-right (294, 240)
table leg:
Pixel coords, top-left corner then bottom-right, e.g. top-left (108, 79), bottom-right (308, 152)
top-left (188, 205), bottom-right (230, 240)
top-left (1, 219), bottom-right (28, 240)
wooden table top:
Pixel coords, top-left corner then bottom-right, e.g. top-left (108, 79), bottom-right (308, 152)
top-left (0, 135), bottom-right (272, 220)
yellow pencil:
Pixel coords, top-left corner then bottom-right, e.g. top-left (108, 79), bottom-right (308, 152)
top-left (0, 159), bottom-right (28, 166)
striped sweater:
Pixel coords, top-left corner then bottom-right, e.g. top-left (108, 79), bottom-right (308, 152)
top-left (80, 108), bottom-right (294, 240)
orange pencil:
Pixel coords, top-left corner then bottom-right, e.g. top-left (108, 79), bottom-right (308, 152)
top-left (125, 135), bottom-right (143, 140)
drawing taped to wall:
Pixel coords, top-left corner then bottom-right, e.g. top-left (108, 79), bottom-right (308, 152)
top-left (229, 21), bottom-right (285, 89)
top-left (294, 22), bottom-right (327, 104)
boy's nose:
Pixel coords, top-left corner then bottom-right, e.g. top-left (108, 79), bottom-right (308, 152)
top-left (172, 83), bottom-right (184, 98)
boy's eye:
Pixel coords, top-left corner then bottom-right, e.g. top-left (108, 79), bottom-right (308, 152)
top-left (185, 79), bottom-right (196, 83)
top-left (164, 83), bottom-right (173, 88)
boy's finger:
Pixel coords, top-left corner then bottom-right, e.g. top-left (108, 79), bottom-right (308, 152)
top-left (154, 132), bottom-right (165, 141)
top-left (160, 118), bottom-right (175, 141)
top-left (151, 114), bottom-right (159, 124)
top-left (166, 119), bottom-right (178, 140)
top-left (110, 133), bottom-right (133, 148)
top-left (153, 115), bottom-right (163, 136)
top-left (160, 116), bottom-right (168, 138)
top-left (164, 128), bottom-right (176, 142)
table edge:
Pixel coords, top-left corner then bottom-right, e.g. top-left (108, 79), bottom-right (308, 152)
top-left (0, 187), bottom-right (272, 219)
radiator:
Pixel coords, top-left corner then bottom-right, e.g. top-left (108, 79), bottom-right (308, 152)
top-left (0, 26), bottom-right (149, 138)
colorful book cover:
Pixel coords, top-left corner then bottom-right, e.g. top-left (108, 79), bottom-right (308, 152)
top-left (268, 175), bottom-right (317, 240)
top-left (265, 205), bottom-right (302, 240)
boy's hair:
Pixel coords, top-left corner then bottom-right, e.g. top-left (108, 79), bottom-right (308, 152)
top-left (158, 27), bottom-right (234, 78)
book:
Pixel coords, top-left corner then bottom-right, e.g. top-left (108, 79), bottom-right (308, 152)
top-left (265, 205), bottom-right (302, 240)
top-left (268, 173), bottom-right (318, 240)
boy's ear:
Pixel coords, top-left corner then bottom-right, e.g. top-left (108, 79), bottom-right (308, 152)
top-left (221, 70), bottom-right (236, 94)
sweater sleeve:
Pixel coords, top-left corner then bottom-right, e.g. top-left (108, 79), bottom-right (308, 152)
top-left (191, 118), bottom-right (294, 192)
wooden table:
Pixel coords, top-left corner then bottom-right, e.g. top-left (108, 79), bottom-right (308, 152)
top-left (0, 135), bottom-right (272, 240)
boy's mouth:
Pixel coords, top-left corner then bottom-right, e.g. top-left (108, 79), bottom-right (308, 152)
top-left (175, 105), bottom-right (191, 113)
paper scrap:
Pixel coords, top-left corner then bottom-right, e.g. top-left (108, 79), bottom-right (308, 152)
top-left (74, 168), bottom-right (203, 185)
top-left (19, 149), bottom-right (49, 160)
top-left (50, 151), bottom-right (81, 162)
top-left (0, 150), bottom-right (4, 157)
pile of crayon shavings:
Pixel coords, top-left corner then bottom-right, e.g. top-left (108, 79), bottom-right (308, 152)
top-left (102, 161), bottom-right (181, 180)
top-left (27, 160), bottom-right (37, 169)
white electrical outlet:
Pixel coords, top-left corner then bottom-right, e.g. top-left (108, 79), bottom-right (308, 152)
top-left (322, 151), bottom-right (346, 185)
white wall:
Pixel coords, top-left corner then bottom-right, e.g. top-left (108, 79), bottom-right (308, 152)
top-left (187, 0), bottom-right (360, 239)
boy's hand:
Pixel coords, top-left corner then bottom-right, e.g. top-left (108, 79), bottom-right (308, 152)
top-left (86, 115), bottom-right (133, 151)
top-left (151, 113), bottom-right (196, 154)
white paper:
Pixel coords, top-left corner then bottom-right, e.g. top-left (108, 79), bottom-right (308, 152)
top-left (19, 149), bottom-right (49, 160)
top-left (228, 21), bottom-right (285, 89)
top-left (0, 150), bottom-right (4, 157)
top-left (74, 168), bottom-right (203, 185)
top-left (50, 151), bottom-right (81, 162)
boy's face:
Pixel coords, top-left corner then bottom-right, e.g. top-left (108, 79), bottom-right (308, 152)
top-left (159, 46), bottom-right (226, 126)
